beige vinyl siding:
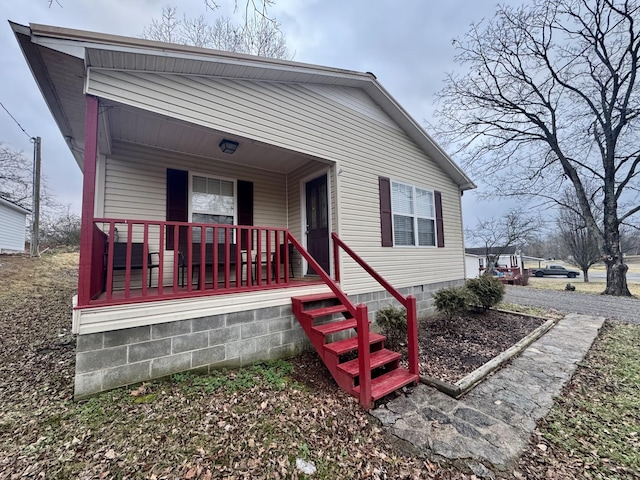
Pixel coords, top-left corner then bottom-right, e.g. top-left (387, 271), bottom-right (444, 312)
top-left (103, 141), bottom-right (288, 288)
top-left (89, 70), bottom-right (465, 292)
top-left (87, 70), bottom-right (399, 162)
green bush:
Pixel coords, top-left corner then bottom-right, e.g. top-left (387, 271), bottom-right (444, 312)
top-left (465, 276), bottom-right (505, 310)
top-left (432, 286), bottom-right (470, 320)
top-left (375, 305), bottom-right (407, 351)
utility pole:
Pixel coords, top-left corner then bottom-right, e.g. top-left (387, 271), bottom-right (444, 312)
top-left (31, 136), bottom-right (41, 257)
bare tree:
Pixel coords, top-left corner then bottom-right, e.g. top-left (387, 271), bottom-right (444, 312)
top-left (466, 209), bottom-right (541, 273)
top-left (0, 142), bottom-right (79, 248)
top-left (40, 204), bottom-right (81, 248)
top-left (435, 0), bottom-right (640, 296)
top-left (557, 191), bottom-right (601, 282)
top-left (49, 0), bottom-right (277, 21)
top-left (0, 144), bottom-right (32, 206)
top-left (142, 5), bottom-right (290, 59)
top-left (620, 224), bottom-right (640, 255)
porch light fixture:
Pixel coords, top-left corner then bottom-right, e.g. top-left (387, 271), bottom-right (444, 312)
top-left (219, 138), bottom-right (239, 154)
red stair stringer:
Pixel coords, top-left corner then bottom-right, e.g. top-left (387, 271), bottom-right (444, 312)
top-left (291, 292), bottom-right (418, 408)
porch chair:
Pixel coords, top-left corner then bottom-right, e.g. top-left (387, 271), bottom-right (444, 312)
top-left (104, 242), bottom-right (160, 290)
top-left (272, 243), bottom-right (294, 280)
top-left (179, 243), bottom-right (257, 288)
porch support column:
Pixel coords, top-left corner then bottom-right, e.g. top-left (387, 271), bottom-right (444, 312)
top-left (77, 95), bottom-right (99, 307)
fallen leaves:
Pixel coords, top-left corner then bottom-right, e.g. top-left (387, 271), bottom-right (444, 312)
top-left (3, 251), bottom-right (634, 480)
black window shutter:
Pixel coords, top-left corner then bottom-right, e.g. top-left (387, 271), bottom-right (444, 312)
top-left (434, 190), bottom-right (445, 248)
top-left (379, 177), bottom-right (393, 247)
top-left (237, 180), bottom-right (253, 249)
top-left (166, 168), bottom-right (188, 250)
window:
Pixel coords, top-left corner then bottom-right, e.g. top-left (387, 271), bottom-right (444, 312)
top-left (391, 181), bottom-right (436, 246)
top-left (191, 174), bottom-right (236, 242)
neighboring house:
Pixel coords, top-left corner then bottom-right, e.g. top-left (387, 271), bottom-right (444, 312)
top-left (465, 246), bottom-right (523, 277)
top-left (0, 196), bottom-right (30, 253)
top-left (464, 251), bottom-right (483, 279)
top-left (522, 255), bottom-right (546, 268)
top-left (12, 22), bottom-right (475, 406)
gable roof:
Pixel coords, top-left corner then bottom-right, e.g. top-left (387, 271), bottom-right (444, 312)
top-left (0, 196), bottom-right (31, 215)
top-left (465, 246), bottom-right (518, 256)
top-left (11, 21), bottom-right (476, 191)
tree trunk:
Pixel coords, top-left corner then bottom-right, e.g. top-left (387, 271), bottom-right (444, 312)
top-left (582, 268), bottom-right (589, 283)
top-left (603, 257), bottom-right (631, 296)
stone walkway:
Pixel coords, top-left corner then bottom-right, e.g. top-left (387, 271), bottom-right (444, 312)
top-left (371, 313), bottom-right (605, 476)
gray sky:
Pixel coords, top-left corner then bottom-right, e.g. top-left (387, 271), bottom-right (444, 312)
top-left (0, 0), bottom-right (515, 229)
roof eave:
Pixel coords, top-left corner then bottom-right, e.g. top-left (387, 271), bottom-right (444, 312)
top-left (13, 21), bottom-right (476, 189)
top-left (0, 196), bottom-right (31, 214)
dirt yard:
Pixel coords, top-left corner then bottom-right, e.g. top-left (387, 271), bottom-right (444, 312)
top-left (1, 252), bottom-right (636, 479)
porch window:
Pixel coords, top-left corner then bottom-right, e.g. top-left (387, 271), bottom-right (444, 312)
top-left (191, 174), bottom-right (236, 242)
top-left (391, 181), bottom-right (436, 247)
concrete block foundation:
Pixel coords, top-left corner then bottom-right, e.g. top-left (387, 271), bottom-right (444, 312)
top-left (74, 279), bottom-right (462, 398)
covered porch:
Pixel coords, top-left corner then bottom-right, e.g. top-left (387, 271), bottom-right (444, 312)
top-left (78, 95), bottom-right (336, 308)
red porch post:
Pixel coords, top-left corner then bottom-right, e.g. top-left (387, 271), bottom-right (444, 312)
top-left (77, 95), bottom-right (99, 306)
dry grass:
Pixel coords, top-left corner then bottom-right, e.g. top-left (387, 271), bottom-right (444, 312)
top-left (526, 277), bottom-right (640, 296)
top-left (2, 252), bottom-right (637, 479)
top-left (516, 323), bottom-right (640, 479)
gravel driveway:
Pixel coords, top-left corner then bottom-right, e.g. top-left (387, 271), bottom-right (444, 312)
top-left (504, 286), bottom-right (639, 324)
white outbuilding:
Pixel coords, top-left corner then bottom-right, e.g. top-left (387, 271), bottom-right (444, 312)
top-left (0, 196), bottom-right (30, 253)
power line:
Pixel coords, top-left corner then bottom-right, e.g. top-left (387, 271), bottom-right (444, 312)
top-left (0, 100), bottom-right (32, 140)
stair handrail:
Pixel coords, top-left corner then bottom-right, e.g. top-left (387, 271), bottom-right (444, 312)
top-left (287, 232), bottom-right (372, 408)
top-left (332, 233), bottom-right (407, 307)
top-left (331, 232), bottom-right (419, 376)
top-left (286, 233), bottom-right (358, 317)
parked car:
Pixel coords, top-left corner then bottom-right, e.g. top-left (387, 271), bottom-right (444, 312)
top-left (529, 265), bottom-right (579, 278)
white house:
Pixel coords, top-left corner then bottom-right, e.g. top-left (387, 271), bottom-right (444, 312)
top-left (465, 246), bottom-right (524, 278)
top-left (0, 196), bottom-right (30, 253)
top-left (12, 22), bottom-right (476, 407)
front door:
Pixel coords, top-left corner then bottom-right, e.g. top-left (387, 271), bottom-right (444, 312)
top-left (305, 174), bottom-right (329, 275)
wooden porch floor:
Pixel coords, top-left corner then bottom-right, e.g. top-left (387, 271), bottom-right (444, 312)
top-left (91, 276), bottom-right (323, 305)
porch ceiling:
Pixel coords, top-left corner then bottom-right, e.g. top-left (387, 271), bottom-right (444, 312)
top-left (103, 101), bottom-right (318, 173)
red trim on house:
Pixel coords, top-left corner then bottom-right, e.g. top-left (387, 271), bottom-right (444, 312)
top-left (77, 95), bottom-right (99, 306)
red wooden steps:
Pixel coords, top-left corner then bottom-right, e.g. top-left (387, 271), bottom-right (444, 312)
top-left (312, 318), bottom-right (357, 336)
top-left (337, 349), bottom-right (401, 377)
top-left (291, 292), bottom-right (418, 408)
top-left (323, 333), bottom-right (385, 356)
top-left (299, 304), bottom-right (350, 321)
top-left (353, 368), bottom-right (419, 401)
top-left (291, 292), bottom-right (341, 305)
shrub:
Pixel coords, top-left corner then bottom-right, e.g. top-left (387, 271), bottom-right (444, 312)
top-left (375, 305), bottom-right (407, 351)
top-left (432, 286), bottom-right (470, 321)
top-left (565, 283), bottom-right (576, 291)
top-left (465, 276), bottom-right (505, 310)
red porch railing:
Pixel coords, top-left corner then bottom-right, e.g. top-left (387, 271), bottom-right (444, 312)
top-left (331, 232), bottom-right (420, 379)
top-left (80, 218), bottom-right (293, 307)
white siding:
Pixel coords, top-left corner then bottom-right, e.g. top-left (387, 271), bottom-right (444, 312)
top-left (465, 254), bottom-right (481, 279)
top-left (0, 202), bottom-right (27, 252)
top-left (75, 283), bottom-right (332, 334)
top-left (89, 70), bottom-right (466, 293)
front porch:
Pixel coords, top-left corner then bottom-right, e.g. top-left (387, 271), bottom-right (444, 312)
top-left (75, 93), bottom-right (338, 311)
top-left (87, 219), bottom-right (322, 307)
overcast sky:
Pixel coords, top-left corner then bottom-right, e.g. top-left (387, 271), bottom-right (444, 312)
top-left (0, 0), bottom-right (520, 231)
